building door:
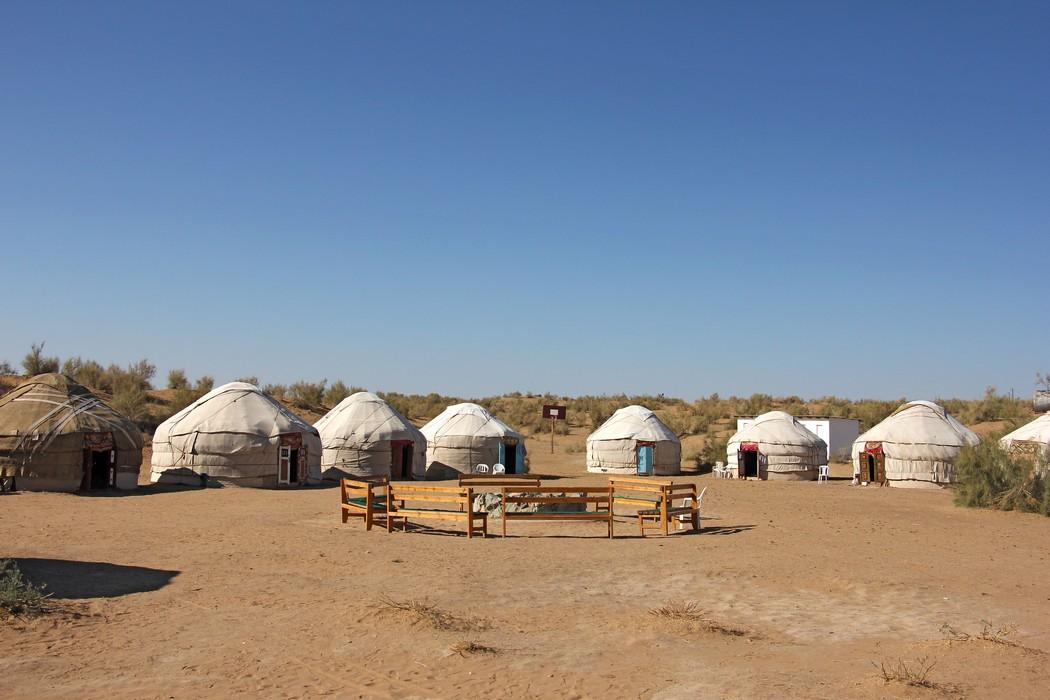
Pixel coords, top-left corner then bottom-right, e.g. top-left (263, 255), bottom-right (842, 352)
top-left (637, 444), bottom-right (654, 476)
top-left (88, 450), bottom-right (114, 489)
top-left (502, 442), bottom-right (518, 474)
top-left (738, 444), bottom-right (760, 478)
top-left (278, 446), bottom-right (291, 485)
top-left (288, 449), bottom-right (300, 483)
top-left (864, 443), bottom-right (885, 484)
top-left (390, 441), bottom-right (412, 480)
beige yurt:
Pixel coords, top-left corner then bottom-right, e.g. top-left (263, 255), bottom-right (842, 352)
top-left (0, 373), bottom-right (142, 491)
top-left (586, 405), bottom-right (681, 475)
top-left (315, 392), bottom-right (426, 480)
top-left (151, 382), bottom-right (321, 487)
top-left (999, 413), bottom-right (1050, 461)
top-left (727, 411), bottom-right (827, 481)
top-left (851, 400), bottom-right (979, 489)
top-left (420, 403), bottom-right (526, 479)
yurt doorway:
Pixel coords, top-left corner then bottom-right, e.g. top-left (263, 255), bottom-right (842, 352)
top-left (83, 432), bottom-right (115, 490)
top-left (278, 434), bottom-right (304, 486)
top-left (498, 440), bottom-right (519, 474)
top-left (390, 440), bottom-right (414, 480)
top-left (636, 442), bottom-right (655, 476)
top-left (862, 443), bottom-right (885, 484)
top-left (738, 443), bottom-right (759, 478)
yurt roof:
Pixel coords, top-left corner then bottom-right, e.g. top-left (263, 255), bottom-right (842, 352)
top-left (1000, 413), bottom-right (1050, 447)
top-left (855, 400), bottom-right (978, 448)
top-left (156, 382), bottom-right (317, 440)
top-left (0, 373), bottom-right (142, 446)
top-left (588, 405), bottom-right (679, 443)
top-left (420, 402), bottom-right (522, 441)
top-left (315, 392), bottom-right (423, 443)
top-left (729, 410), bottom-right (824, 447)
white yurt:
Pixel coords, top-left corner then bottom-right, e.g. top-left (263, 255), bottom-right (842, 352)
top-left (727, 411), bottom-right (827, 481)
top-left (586, 405), bottom-right (681, 475)
top-left (315, 392), bottom-right (426, 480)
top-left (999, 413), bottom-right (1050, 460)
top-left (851, 400), bottom-right (979, 489)
top-left (420, 403), bottom-right (526, 479)
top-left (151, 382), bottom-right (322, 487)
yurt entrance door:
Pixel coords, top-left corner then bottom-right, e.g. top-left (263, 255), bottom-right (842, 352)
top-left (83, 432), bottom-right (115, 490)
top-left (498, 440), bottom-right (521, 474)
top-left (391, 440), bottom-right (413, 480)
top-left (636, 442), bottom-right (655, 475)
top-left (862, 442), bottom-right (885, 484)
top-left (738, 443), bottom-right (760, 479)
top-left (278, 434), bottom-right (304, 486)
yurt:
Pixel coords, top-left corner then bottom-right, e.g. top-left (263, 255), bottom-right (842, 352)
top-left (851, 400), bottom-right (979, 489)
top-left (999, 413), bottom-right (1050, 461)
top-left (420, 403), bottom-right (525, 479)
top-left (0, 373), bottom-right (142, 491)
top-left (151, 382), bottom-right (321, 487)
top-left (586, 405), bottom-right (681, 475)
top-left (315, 392), bottom-right (426, 480)
top-left (727, 411), bottom-right (827, 481)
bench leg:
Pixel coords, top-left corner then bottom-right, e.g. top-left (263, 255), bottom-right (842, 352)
top-left (502, 514), bottom-right (507, 538)
top-left (341, 508), bottom-right (349, 524)
top-left (467, 517), bottom-right (473, 539)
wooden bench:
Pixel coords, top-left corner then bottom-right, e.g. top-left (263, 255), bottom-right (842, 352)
top-left (609, 476), bottom-right (701, 536)
top-left (458, 474), bottom-right (543, 490)
top-left (500, 486), bottom-right (614, 538)
top-left (340, 477), bottom-right (391, 531)
top-left (386, 484), bottom-right (488, 539)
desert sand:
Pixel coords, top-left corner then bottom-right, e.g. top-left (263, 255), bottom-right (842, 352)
top-left (3, 430), bottom-right (1050, 699)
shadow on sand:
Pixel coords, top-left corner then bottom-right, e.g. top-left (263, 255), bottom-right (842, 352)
top-left (14, 558), bottom-right (180, 599)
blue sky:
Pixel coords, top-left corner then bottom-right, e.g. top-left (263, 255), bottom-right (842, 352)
top-left (1, 2), bottom-right (1047, 400)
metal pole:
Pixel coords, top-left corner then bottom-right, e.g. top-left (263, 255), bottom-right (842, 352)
top-left (551, 416), bottom-right (555, 454)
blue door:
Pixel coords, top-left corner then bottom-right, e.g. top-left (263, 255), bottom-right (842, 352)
top-left (637, 445), bottom-right (653, 476)
top-left (515, 443), bottom-right (525, 474)
top-left (497, 442), bottom-right (506, 469)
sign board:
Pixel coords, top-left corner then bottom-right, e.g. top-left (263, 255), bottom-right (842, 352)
top-left (543, 404), bottom-right (566, 420)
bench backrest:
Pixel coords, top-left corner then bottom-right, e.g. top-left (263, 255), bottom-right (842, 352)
top-left (341, 477), bottom-right (388, 504)
top-left (388, 483), bottom-right (472, 507)
top-left (501, 486), bottom-right (613, 507)
top-left (458, 474), bottom-right (542, 489)
top-left (610, 478), bottom-right (697, 505)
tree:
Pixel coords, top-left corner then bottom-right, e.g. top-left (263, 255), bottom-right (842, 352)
top-left (22, 342), bottom-right (59, 376)
top-left (324, 380), bottom-right (352, 406)
top-left (195, 375), bottom-right (215, 392)
top-left (167, 369), bottom-right (190, 390)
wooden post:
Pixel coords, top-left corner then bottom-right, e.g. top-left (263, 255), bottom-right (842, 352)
top-left (550, 416), bottom-right (555, 454)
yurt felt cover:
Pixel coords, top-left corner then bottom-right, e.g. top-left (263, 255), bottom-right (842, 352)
top-left (1000, 413), bottom-right (1050, 457)
top-left (727, 411), bottom-right (827, 477)
top-left (586, 405), bottom-right (681, 475)
top-left (151, 382), bottom-right (321, 485)
top-left (0, 373), bottom-right (142, 482)
top-left (420, 403), bottom-right (526, 477)
top-left (850, 400), bottom-right (979, 486)
top-left (315, 392), bottom-right (426, 479)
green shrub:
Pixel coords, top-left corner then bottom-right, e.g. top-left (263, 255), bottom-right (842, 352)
top-left (955, 440), bottom-right (1050, 515)
top-left (23, 342), bottom-right (59, 376)
top-left (167, 369), bottom-right (189, 390)
top-left (288, 380), bottom-right (326, 407)
top-left (195, 375), bottom-right (215, 392)
top-left (0, 361), bottom-right (12, 375)
top-left (0, 559), bottom-right (49, 617)
top-left (323, 380), bottom-right (354, 407)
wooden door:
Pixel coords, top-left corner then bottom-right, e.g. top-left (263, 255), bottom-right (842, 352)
top-left (278, 446), bottom-right (291, 485)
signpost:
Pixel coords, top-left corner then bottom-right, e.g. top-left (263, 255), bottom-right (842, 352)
top-left (542, 404), bottom-right (567, 454)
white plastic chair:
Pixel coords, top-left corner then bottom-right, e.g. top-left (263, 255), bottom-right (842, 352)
top-left (492, 463), bottom-right (506, 475)
top-left (713, 461), bottom-right (726, 478)
top-left (817, 465), bottom-right (829, 482)
top-left (474, 464), bottom-right (490, 474)
top-left (676, 485), bottom-right (707, 530)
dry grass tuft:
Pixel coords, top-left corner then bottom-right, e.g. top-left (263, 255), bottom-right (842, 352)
top-left (449, 640), bottom-right (501, 657)
top-left (374, 596), bottom-right (486, 633)
top-left (941, 620), bottom-right (1043, 654)
top-left (872, 655), bottom-right (940, 689)
top-left (649, 601), bottom-right (750, 637)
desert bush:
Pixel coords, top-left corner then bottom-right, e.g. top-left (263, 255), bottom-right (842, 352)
top-left (263, 383), bottom-right (287, 399)
top-left (954, 440), bottom-right (1050, 515)
top-left (195, 375), bottom-right (215, 392)
top-left (111, 384), bottom-right (150, 423)
top-left (235, 376), bottom-right (259, 386)
top-left (695, 431), bottom-right (731, 468)
top-left (0, 559), bottom-right (49, 617)
top-left (288, 379), bottom-right (326, 407)
top-left (0, 360), bottom-right (12, 375)
top-left (323, 380), bottom-right (353, 407)
top-left (167, 369), bottom-right (189, 390)
top-left (22, 342), bottom-right (59, 375)
top-left (62, 357), bottom-right (105, 388)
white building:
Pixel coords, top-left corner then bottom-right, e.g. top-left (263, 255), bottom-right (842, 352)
top-left (736, 416), bottom-right (859, 462)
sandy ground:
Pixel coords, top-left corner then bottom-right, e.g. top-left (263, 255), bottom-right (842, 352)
top-left (3, 433), bottom-right (1050, 699)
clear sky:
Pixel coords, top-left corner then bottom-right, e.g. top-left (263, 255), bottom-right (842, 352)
top-left (1, 2), bottom-right (1047, 400)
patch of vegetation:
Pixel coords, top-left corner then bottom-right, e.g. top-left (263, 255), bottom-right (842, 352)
top-left (872, 655), bottom-right (940, 689)
top-left (449, 640), bottom-right (500, 657)
top-left (941, 620), bottom-right (1042, 654)
top-left (0, 559), bottom-right (50, 618)
top-left (954, 440), bottom-right (1050, 515)
top-left (648, 601), bottom-right (749, 637)
top-left (374, 595), bottom-right (486, 632)
top-left (23, 341), bottom-right (59, 375)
